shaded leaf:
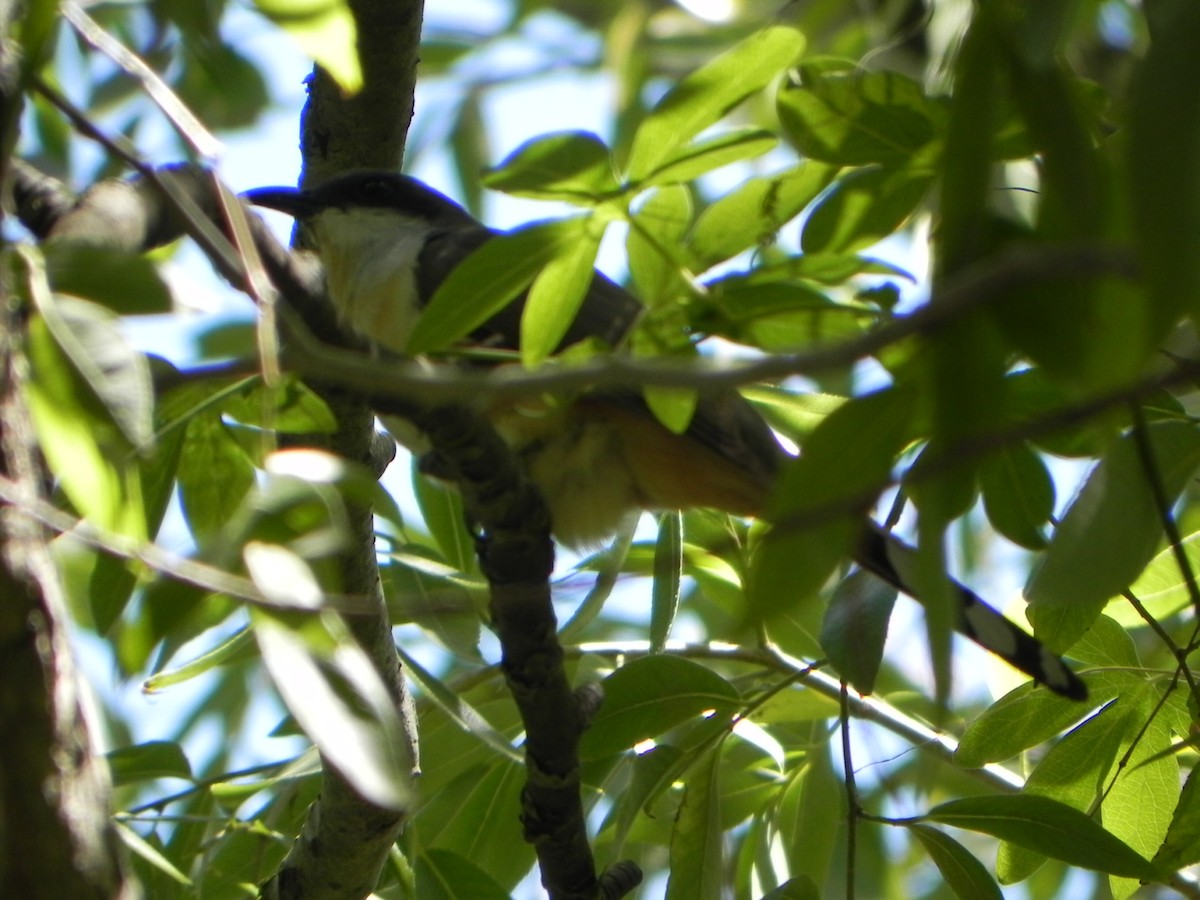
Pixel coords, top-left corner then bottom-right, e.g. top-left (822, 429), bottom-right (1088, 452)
top-left (908, 824), bottom-right (1003, 900)
top-left (43, 244), bottom-right (172, 314)
top-left (751, 387), bottom-right (914, 620)
top-left (979, 443), bottom-right (1055, 550)
top-left (107, 741), bottom-right (193, 786)
top-left (778, 61), bottom-right (945, 165)
top-left (666, 747), bottom-right (723, 900)
top-left (580, 656), bottom-right (739, 759)
top-left (1027, 421), bottom-right (1200, 652)
top-left (416, 848), bottom-right (511, 900)
top-left (820, 569), bottom-right (896, 694)
top-left (801, 165), bottom-right (933, 255)
top-left (650, 512), bottom-right (683, 652)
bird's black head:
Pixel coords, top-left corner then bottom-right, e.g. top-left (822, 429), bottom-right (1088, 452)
top-left (243, 171), bottom-right (474, 226)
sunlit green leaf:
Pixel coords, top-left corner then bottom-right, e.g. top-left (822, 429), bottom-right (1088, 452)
top-left (252, 609), bottom-right (412, 810)
top-left (925, 795), bottom-right (1159, 880)
top-left (627, 25), bottom-right (804, 179)
top-left (408, 218), bottom-right (577, 355)
top-left (690, 162), bottom-right (837, 269)
top-left (252, 0), bottom-right (361, 94)
top-left (641, 128), bottom-right (777, 188)
top-left (521, 217), bottom-right (603, 367)
top-left (484, 130), bottom-right (617, 201)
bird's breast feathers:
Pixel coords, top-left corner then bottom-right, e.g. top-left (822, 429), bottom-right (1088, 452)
top-left (310, 207), bottom-right (430, 352)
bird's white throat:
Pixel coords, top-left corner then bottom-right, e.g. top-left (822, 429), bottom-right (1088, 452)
top-left (309, 207), bottom-right (433, 353)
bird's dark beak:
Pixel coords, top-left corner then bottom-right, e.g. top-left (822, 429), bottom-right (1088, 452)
top-left (242, 186), bottom-right (317, 219)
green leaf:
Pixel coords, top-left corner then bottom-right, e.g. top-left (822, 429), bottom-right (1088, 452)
top-left (143, 627), bottom-right (256, 691)
top-left (107, 741), bottom-right (193, 786)
top-left (1067, 614), bottom-right (1139, 670)
top-left (778, 62), bottom-right (945, 165)
top-left (608, 743), bottom-right (685, 856)
top-left (252, 0), bottom-right (361, 94)
top-left (177, 413), bottom-right (255, 543)
top-left (641, 128), bottom-right (777, 187)
top-left (412, 460), bottom-right (474, 574)
top-left (775, 739), bottom-right (840, 881)
top-left (996, 700), bottom-right (1130, 883)
top-left (25, 311), bottom-right (146, 541)
top-left (1104, 528), bottom-right (1200, 627)
top-left (750, 387), bottom-right (913, 620)
top-left (760, 878), bottom-right (820, 900)
top-left (924, 795), bottom-right (1160, 881)
top-left (116, 822), bottom-right (193, 887)
top-left (483, 130), bottom-right (617, 201)
top-left (1027, 421), bottom-right (1200, 652)
top-left (1128, 0), bottom-right (1200, 335)
top-left (979, 444), bottom-right (1055, 550)
top-left (627, 25), bottom-right (805, 179)
top-left (220, 376), bottom-right (337, 434)
top-left (415, 848), bottom-right (511, 900)
top-left (385, 547), bottom-right (483, 660)
top-left (819, 569), bottom-right (896, 694)
top-left (43, 244), bottom-right (172, 314)
top-left (1154, 763), bottom-right (1200, 871)
top-left (1104, 711), bottom-right (1178, 900)
top-left (521, 217), bottom-right (603, 367)
top-left (415, 760), bottom-right (532, 888)
top-left (33, 288), bottom-right (154, 450)
top-left (666, 747), bottom-right (723, 900)
top-left (628, 184), bottom-right (693, 306)
top-left (651, 512), bottom-right (683, 653)
top-left (176, 42), bottom-right (270, 130)
top-left (251, 608), bottom-right (412, 810)
top-left (690, 163), bottom-right (837, 269)
top-left (956, 681), bottom-right (1113, 767)
top-left (394, 645), bottom-right (520, 764)
top-left (580, 655), bottom-right (740, 759)
top-left (908, 824), bottom-right (1003, 900)
top-left (800, 165), bottom-right (933, 255)
top-left (407, 218), bottom-right (576, 355)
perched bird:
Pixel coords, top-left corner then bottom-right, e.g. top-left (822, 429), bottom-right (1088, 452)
top-left (245, 170), bottom-right (1087, 701)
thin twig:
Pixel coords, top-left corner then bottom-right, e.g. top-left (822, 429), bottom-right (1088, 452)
top-left (1129, 403), bottom-right (1200, 618)
top-left (840, 684), bottom-right (858, 900)
top-left (0, 475), bottom-right (377, 615)
top-left (61, 2), bottom-right (222, 158)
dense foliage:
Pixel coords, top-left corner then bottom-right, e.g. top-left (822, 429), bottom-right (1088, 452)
top-left (7, 0), bottom-right (1200, 898)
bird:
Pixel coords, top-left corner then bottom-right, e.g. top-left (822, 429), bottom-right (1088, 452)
top-left (244, 170), bottom-right (1087, 701)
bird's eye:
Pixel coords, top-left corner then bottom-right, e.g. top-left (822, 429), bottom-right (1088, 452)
top-left (357, 178), bottom-right (392, 202)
